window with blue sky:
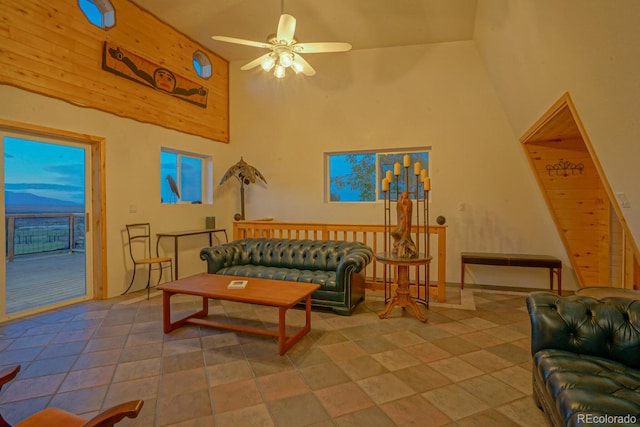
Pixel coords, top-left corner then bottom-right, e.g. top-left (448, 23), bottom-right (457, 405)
top-left (160, 148), bottom-right (211, 204)
top-left (326, 149), bottom-right (430, 202)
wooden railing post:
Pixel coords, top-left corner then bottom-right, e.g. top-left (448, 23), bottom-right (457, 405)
top-left (7, 216), bottom-right (15, 262)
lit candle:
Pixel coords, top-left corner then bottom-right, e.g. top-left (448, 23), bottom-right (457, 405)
top-left (421, 169), bottom-right (427, 180)
top-left (414, 161), bottom-right (421, 175)
top-left (382, 178), bottom-right (389, 192)
top-left (394, 162), bottom-right (401, 176)
top-left (423, 177), bottom-right (431, 191)
top-left (386, 170), bottom-right (392, 182)
top-left (403, 154), bottom-right (410, 167)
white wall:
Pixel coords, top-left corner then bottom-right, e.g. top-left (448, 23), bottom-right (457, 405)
top-left (474, 0), bottom-right (640, 248)
top-left (229, 40), bottom-right (575, 290)
top-left (1, 85), bottom-right (238, 297)
top-left (4, 20), bottom-right (601, 297)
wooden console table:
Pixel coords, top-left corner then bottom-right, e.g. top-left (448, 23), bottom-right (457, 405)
top-left (157, 229), bottom-right (228, 279)
top-left (376, 252), bottom-right (432, 322)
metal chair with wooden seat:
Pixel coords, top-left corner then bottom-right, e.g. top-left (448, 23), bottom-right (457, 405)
top-left (0, 365), bottom-right (143, 427)
top-left (123, 223), bottom-right (173, 299)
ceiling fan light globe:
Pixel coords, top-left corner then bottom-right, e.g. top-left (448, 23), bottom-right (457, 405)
top-left (274, 64), bottom-right (286, 78)
top-left (261, 56), bottom-right (275, 71)
top-left (279, 51), bottom-right (293, 68)
top-left (291, 60), bottom-right (304, 74)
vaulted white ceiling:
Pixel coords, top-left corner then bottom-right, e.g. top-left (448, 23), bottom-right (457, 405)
top-left (131, 0), bottom-right (478, 62)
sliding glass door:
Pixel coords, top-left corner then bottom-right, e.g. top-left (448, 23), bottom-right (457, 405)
top-left (2, 133), bottom-right (93, 317)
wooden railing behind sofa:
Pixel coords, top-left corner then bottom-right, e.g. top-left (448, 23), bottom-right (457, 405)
top-left (233, 220), bottom-right (447, 302)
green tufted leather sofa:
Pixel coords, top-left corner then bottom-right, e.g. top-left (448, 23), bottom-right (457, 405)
top-left (200, 238), bottom-right (374, 315)
top-left (526, 292), bottom-right (640, 427)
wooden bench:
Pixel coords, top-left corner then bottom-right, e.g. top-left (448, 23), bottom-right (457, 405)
top-left (460, 252), bottom-right (562, 294)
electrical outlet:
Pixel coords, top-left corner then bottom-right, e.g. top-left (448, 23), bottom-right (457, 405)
top-left (129, 204), bottom-right (137, 213)
top-left (616, 192), bottom-right (631, 209)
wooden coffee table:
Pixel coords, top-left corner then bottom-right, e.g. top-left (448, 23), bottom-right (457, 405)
top-left (157, 273), bottom-right (320, 355)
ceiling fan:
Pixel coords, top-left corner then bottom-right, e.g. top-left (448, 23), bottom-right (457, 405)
top-left (211, 13), bottom-right (352, 78)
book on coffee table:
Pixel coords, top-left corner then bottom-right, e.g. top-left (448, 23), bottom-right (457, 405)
top-left (227, 280), bottom-right (248, 289)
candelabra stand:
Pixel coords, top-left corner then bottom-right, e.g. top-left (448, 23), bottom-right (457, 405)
top-left (380, 158), bottom-right (431, 312)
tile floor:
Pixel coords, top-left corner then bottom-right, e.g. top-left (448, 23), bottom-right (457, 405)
top-left (0, 286), bottom-right (548, 426)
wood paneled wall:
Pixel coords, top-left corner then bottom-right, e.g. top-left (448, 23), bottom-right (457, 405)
top-left (0, 0), bottom-right (229, 142)
top-left (522, 93), bottom-right (639, 289)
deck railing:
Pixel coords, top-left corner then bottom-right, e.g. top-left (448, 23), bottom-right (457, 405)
top-left (5, 213), bottom-right (85, 261)
top-left (233, 220), bottom-right (448, 302)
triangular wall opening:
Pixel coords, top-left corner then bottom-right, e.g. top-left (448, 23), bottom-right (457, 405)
top-left (520, 92), bottom-right (639, 289)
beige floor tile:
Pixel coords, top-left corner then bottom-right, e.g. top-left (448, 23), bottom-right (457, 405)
top-left (112, 357), bottom-right (161, 383)
top-left (371, 348), bottom-right (422, 371)
top-left (299, 361), bottom-right (351, 390)
top-left (315, 382), bottom-right (375, 417)
top-left (458, 349), bottom-right (513, 373)
top-left (430, 335), bottom-right (481, 356)
top-left (214, 403), bottom-right (274, 427)
top-left (428, 356), bottom-right (484, 382)
top-left (211, 379), bottom-right (263, 414)
top-left (256, 370), bottom-right (309, 401)
top-left (206, 359), bottom-right (254, 386)
top-left (422, 383), bottom-right (489, 420)
top-left (497, 396), bottom-right (549, 427)
top-left (455, 408), bottom-right (522, 426)
top-left (393, 364), bottom-right (452, 393)
top-left (458, 374), bottom-right (524, 405)
top-left (356, 373), bottom-right (415, 404)
top-left (249, 353), bottom-right (295, 377)
top-left (403, 341), bottom-right (452, 363)
top-left (58, 365), bottom-right (116, 392)
top-left (161, 350), bottom-right (204, 374)
top-left (159, 367), bottom-right (209, 396)
top-left (157, 389), bottom-right (213, 424)
top-left (458, 330), bottom-right (505, 348)
top-left (338, 355), bottom-right (389, 380)
top-left (334, 406), bottom-right (397, 427)
top-left (491, 365), bottom-right (534, 395)
top-left (381, 330), bottom-right (425, 347)
top-left (320, 340), bottom-right (367, 362)
top-left (381, 393), bottom-right (452, 426)
top-left (266, 392), bottom-right (330, 427)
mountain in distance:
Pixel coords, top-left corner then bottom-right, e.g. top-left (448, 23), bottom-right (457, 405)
top-left (5, 191), bottom-right (83, 214)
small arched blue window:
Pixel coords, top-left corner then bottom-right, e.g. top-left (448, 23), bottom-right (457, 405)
top-left (78, 0), bottom-right (115, 29)
top-left (193, 51), bottom-right (212, 79)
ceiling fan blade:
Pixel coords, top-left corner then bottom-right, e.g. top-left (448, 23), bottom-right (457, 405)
top-left (276, 14), bottom-right (296, 43)
top-left (292, 54), bottom-right (316, 76)
top-left (294, 42), bottom-right (352, 54)
top-left (240, 53), bottom-right (274, 70)
top-left (212, 35), bottom-right (272, 49)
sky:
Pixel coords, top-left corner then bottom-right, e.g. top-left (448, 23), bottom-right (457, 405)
top-left (4, 136), bottom-right (85, 204)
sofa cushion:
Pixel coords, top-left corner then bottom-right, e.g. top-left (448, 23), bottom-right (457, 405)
top-left (236, 239), bottom-right (355, 271)
top-left (534, 349), bottom-right (640, 426)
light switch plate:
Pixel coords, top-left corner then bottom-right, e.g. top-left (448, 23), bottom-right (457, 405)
top-left (616, 192), bottom-right (631, 209)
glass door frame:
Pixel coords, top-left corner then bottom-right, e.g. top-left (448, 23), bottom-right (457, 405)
top-left (0, 119), bottom-right (106, 321)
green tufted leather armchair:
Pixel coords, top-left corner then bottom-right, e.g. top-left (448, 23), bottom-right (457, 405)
top-left (526, 291), bottom-right (640, 427)
top-left (200, 238), bottom-right (374, 315)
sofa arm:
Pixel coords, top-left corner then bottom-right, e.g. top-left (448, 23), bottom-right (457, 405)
top-left (526, 291), bottom-right (640, 369)
top-left (200, 243), bottom-right (244, 273)
top-left (336, 246), bottom-right (373, 283)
